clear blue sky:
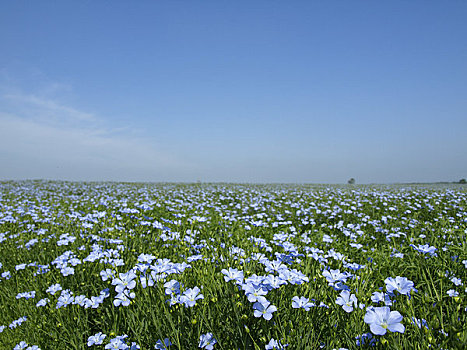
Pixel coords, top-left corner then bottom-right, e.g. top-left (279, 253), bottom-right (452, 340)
top-left (1, 1), bottom-right (466, 183)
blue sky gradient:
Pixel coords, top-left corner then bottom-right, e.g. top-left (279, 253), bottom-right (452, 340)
top-left (1, 1), bottom-right (466, 183)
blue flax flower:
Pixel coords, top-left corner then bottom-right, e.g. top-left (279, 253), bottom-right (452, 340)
top-left (9, 316), bottom-right (27, 329)
top-left (84, 295), bottom-right (105, 309)
top-left (129, 342), bottom-right (140, 350)
top-left (163, 280), bottom-right (180, 296)
top-left (221, 267), bottom-right (244, 283)
top-left (265, 338), bottom-right (288, 349)
top-left (36, 298), bottom-right (49, 307)
top-left (253, 300), bottom-right (277, 320)
top-left (384, 276), bottom-right (415, 295)
top-left (335, 290), bottom-right (357, 313)
top-left (155, 338), bottom-right (172, 349)
top-left (411, 317), bottom-right (429, 330)
top-left (371, 291), bottom-right (392, 306)
top-left (263, 275), bottom-right (287, 289)
top-left (364, 306), bottom-right (404, 335)
top-left (199, 333), bottom-right (217, 349)
top-left (105, 336), bottom-right (129, 350)
top-left (88, 332), bottom-right (106, 346)
top-left (410, 244), bottom-right (437, 257)
top-left (46, 283), bottom-right (62, 295)
top-left (355, 333), bottom-right (377, 347)
top-left (14, 341), bottom-right (28, 350)
top-left (243, 283), bottom-right (268, 303)
top-left (16, 291), bottom-right (36, 299)
top-left (291, 296), bottom-right (315, 311)
top-left (322, 269), bottom-right (352, 291)
top-left (112, 271), bottom-right (137, 293)
top-left (114, 290), bottom-right (136, 307)
top-left (100, 268), bottom-right (115, 281)
top-left (56, 290), bottom-right (74, 308)
top-left (180, 287), bottom-right (204, 307)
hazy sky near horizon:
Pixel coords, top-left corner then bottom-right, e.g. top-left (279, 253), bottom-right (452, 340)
top-left (1, 1), bottom-right (466, 183)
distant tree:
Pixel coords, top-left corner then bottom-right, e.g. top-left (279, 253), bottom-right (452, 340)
top-left (460, 179), bottom-right (467, 184)
top-left (348, 178), bottom-right (356, 185)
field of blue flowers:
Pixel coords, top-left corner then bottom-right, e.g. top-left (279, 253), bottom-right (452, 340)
top-left (0, 181), bottom-right (465, 349)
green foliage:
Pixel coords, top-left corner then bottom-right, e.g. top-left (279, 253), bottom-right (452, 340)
top-left (0, 181), bottom-right (466, 349)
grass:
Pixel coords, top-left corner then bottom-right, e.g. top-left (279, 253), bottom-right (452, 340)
top-left (0, 181), bottom-right (466, 349)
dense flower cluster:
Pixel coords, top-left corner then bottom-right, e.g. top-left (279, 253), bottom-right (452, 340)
top-left (0, 181), bottom-right (465, 348)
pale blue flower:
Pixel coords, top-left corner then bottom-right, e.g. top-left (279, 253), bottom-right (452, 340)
top-left (112, 271), bottom-right (137, 293)
top-left (100, 268), bottom-right (115, 281)
top-left (36, 298), bottom-right (49, 307)
top-left (84, 295), bottom-right (105, 309)
top-left (88, 332), bottom-right (107, 346)
top-left (199, 333), bottom-right (216, 349)
top-left (46, 283), bottom-right (62, 295)
top-left (335, 290), bottom-right (357, 313)
top-left (129, 342), bottom-right (140, 350)
top-left (16, 263), bottom-right (27, 271)
top-left (73, 295), bottom-right (87, 306)
top-left (364, 306), bottom-right (405, 335)
top-left (180, 287), bottom-right (204, 307)
top-left (263, 275), bottom-right (287, 289)
top-left (163, 280), bottom-right (180, 296)
top-left (355, 333), bottom-right (376, 347)
top-left (371, 291), bottom-right (392, 306)
top-left (105, 336), bottom-right (129, 350)
top-left (384, 276), bottom-right (415, 295)
top-left (114, 290), bottom-right (136, 307)
top-left (253, 300), bottom-right (277, 320)
top-left (410, 244), bottom-right (437, 257)
top-left (61, 266), bottom-right (75, 276)
top-left (14, 341), bottom-right (28, 350)
top-left (291, 296), bottom-right (315, 311)
top-left (9, 316), bottom-right (27, 329)
top-left (16, 291), bottom-right (36, 299)
top-left (56, 290), bottom-right (74, 308)
top-left (265, 338), bottom-right (288, 349)
top-left (221, 267), bottom-right (244, 283)
top-left (155, 338), bottom-right (172, 349)
top-left (411, 317), bottom-right (429, 330)
top-left (243, 283), bottom-right (268, 303)
top-left (263, 260), bottom-right (288, 274)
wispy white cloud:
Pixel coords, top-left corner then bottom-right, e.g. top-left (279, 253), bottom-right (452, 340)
top-left (3, 93), bottom-right (96, 122)
top-left (0, 82), bottom-right (194, 181)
